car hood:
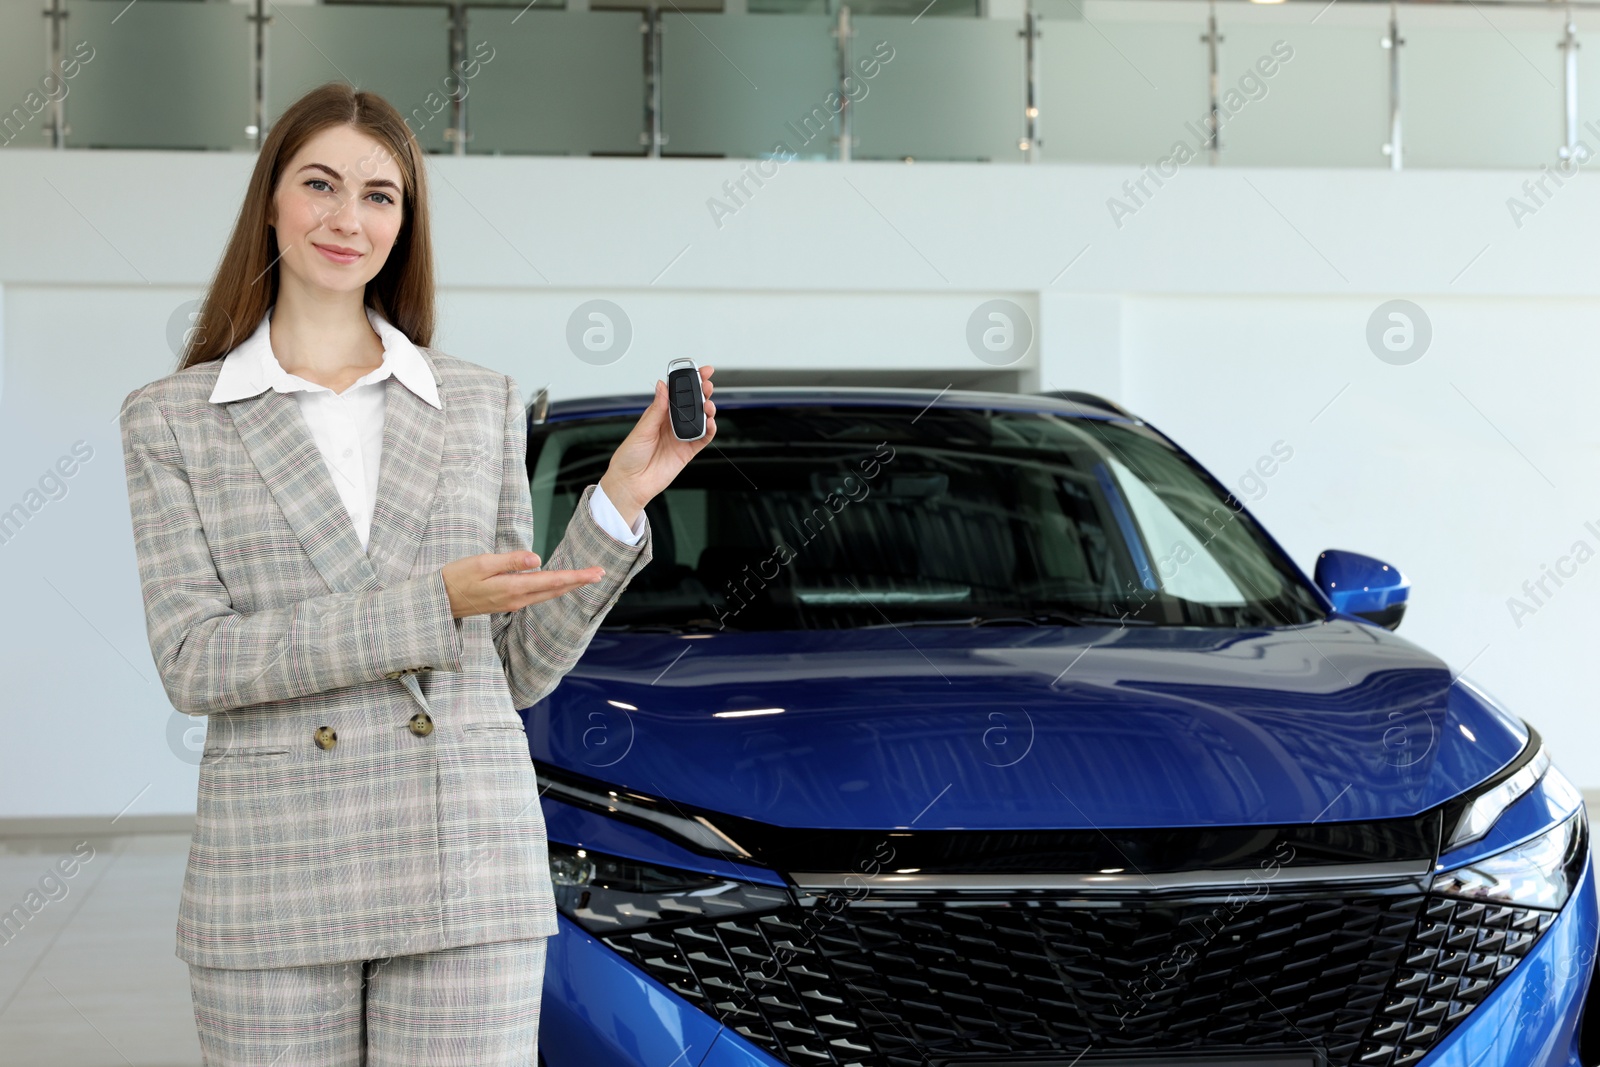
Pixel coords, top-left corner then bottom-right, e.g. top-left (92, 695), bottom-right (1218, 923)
top-left (526, 619), bottom-right (1528, 831)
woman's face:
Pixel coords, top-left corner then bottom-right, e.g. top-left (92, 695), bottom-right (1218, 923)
top-left (269, 123), bottom-right (406, 298)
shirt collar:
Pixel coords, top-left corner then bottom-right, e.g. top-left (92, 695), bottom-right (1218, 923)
top-left (208, 304), bottom-right (441, 409)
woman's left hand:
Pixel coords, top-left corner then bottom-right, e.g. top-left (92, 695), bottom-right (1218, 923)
top-left (597, 365), bottom-right (716, 524)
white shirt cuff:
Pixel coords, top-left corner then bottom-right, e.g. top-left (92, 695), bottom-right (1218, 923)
top-left (589, 483), bottom-right (645, 546)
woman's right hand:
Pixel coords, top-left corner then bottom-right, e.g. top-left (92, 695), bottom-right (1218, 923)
top-left (440, 551), bottom-right (604, 620)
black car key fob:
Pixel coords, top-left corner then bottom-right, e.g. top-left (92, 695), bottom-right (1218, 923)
top-left (666, 357), bottom-right (706, 441)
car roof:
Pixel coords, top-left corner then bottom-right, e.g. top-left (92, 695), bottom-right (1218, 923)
top-left (538, 386), bottom-right (1140, 424)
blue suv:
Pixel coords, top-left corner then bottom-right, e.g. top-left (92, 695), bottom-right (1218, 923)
top-left (521, 387), bottom-right (1596, 1067)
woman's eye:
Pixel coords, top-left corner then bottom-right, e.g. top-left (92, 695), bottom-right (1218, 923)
top-left (304, 179), bottom-right (394, 206)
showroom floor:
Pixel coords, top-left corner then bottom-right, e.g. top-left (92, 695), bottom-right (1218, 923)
top-left (4, 806), bottom-right (1599, 1067)
top-left (0, 832), bottom-right (196, 1066)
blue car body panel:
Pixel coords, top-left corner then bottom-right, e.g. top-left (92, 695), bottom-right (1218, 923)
top-left (529, 620), bottom-right (1526, 831)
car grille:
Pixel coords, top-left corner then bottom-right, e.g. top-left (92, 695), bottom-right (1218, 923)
top-left (601, 887), bottom-right (1558, 1067)
top-left (1362, 895), bottom-right (1556, 1066)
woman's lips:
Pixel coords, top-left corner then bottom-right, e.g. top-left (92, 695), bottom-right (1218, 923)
top-left (314, 243), bottom-right (361, 265)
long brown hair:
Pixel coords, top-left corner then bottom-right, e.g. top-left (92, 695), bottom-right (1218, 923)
top-left (179, 82), bottom-right (435, 370)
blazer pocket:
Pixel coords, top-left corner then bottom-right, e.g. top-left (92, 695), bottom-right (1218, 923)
top-left (461, 721), bottom-right (526, 734)
top-left (201, 745), bottom-right (293, 760)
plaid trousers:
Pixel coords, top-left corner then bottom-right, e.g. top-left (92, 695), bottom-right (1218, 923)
top-left (187, 936), bottom-right (549, 1066)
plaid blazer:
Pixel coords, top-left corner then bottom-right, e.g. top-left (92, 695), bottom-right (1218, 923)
top-left (119, 344), bottom-right (652, 970)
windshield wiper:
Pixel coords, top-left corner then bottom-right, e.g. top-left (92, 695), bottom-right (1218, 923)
top-left (860, 609), bottom-right (1152, 629)
top-left (858, 615), bottom-right (986, 629)
top-left (972, 609), bottom-right (1154, 627)
top-left (597, 619), bottom-right (737, 634)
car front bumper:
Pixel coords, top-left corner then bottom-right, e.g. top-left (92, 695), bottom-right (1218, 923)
top-left (540, 847), bottom-right (1597, 1067)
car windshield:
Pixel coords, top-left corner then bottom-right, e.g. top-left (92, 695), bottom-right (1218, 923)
top-left (527, 403), bottom-right (1327, 631)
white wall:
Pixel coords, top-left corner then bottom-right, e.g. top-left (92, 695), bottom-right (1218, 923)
top-left (1, 146), bottom-right (1596, 818)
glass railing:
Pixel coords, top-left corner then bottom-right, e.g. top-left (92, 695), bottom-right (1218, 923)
top-left (2, 0), bottom-right (1596, 168)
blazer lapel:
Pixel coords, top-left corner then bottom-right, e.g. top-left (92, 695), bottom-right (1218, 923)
top-left (228, 353), bottom-right (446, 718)
top-left (365, 356), bottom-right (446, 588)
top-left (229, 388), bottom-right (384, 596)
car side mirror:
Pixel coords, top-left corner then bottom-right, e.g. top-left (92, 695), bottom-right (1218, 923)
top-left (1314, 549), bottom-right (1409, 630)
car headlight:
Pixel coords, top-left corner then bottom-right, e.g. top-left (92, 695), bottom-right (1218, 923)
top-left (548, 841), bottom-right (791, 934)
top-left (536, 764), bottom-right (756, 861)
top-left (1445, 742), bottom-right (1552, 850)
top-left (1434, 804), bottom-right (1589, 911)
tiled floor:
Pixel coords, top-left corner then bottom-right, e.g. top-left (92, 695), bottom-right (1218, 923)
top-left (0, 832), bottom-right (197, 1066)
top-left (5, 806), bottom-right (1599, 1066)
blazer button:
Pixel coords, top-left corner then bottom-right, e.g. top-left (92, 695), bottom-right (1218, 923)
top-left (314, 725), bottom-right (338, 750)
top-left (408, 712), bottom-right (434, 737)
top-left (385, 667), bottom-right (429, 679)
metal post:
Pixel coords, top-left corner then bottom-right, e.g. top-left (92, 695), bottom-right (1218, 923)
top-left (1560, 9), bottom-right (1579, 163)
top-left (448, 3), bottom-right (468, 156)
top-left (1202, 0), bottom-right (1222, 163)
top-left (1021, 2), bottom-right (1040, 162)
top-left (642, 5), bottom-right (664, 157)
top-left (246, 0), bottom-right (268, 149)
top-left (44, 0), bottom-right (65, 148)
top-left (1383, 0), bottom-right (1403, 170)
top-left (835, 4), bottom-right (853, 162)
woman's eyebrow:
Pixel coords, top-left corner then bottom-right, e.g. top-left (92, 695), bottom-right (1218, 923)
top-left (297, 162), bottom-right (401, 193)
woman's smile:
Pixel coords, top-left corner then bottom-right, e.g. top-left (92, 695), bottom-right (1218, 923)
top-left (313, 242), bottom-right (362, 265)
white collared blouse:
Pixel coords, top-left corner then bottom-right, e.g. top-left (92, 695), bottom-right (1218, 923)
top-left (208, 304), bottom-right (643, 552)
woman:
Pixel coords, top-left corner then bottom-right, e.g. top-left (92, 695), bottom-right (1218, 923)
top-left (118, 82), bottom-right (714, 1065)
